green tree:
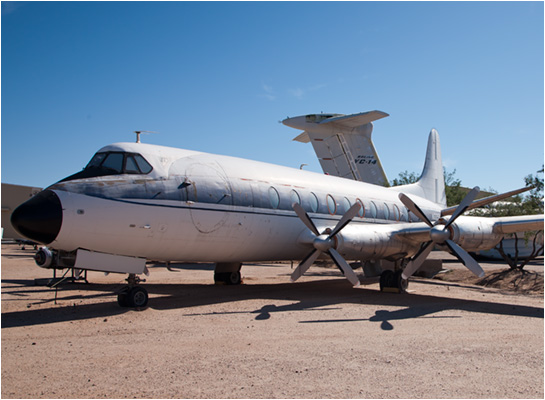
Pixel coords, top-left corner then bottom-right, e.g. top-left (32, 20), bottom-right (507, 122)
top-left (389, 170), bottom-right (419, 186)
top-left (443, 168), bottom-right (465, 207)
top-left (482, 165), bottom-right (544, 270)
top-left (478, 165), bottom-right (543, 217)
top-left (523, 165), bottom-right (544, 215)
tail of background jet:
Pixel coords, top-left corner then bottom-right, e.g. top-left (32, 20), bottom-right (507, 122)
top-left (390, 129), bottom-right (447, 207)
top-left (282, 111), bottom-right (390, 187)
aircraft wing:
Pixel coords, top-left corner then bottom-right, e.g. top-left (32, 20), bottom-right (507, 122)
top-left (391, 215), bottom-right (544, 243)
top-left (441, 186), bottom-right (534, 216)
top-left (491, 215), bottom-right (544, 234)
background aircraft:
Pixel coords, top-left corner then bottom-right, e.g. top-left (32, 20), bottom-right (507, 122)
top-left (11, 111), bottom-right (543, 307)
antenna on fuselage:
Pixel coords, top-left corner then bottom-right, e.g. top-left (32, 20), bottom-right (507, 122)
top-left (134, 131), bottom-right (159, 143)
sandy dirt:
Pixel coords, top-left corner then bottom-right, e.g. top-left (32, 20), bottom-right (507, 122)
top-left (2, 244), bottom-right (543, 399)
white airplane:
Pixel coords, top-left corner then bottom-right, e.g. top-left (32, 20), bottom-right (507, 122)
top-left (11, 111), bottom-right (543, 308)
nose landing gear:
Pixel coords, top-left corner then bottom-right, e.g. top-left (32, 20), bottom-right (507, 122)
top-left (117, 274), bottom-right (148, 308)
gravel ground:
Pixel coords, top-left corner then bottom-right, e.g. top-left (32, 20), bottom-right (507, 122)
top-left (2, 244), bottom-right (543, 399)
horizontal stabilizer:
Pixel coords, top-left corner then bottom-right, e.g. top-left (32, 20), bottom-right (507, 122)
top-left (283, 110), bottom-right (390, 186)
top-left (318, 110), bottom-right (389, 129)
top-left (293, 131), bottom-right (311, 143)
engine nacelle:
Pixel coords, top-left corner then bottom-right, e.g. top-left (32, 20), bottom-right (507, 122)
top-left (337, 225), bottom-right (416, 261)
top-left (34, 247), bottom-right (76, 269)
top-left (449, 216), bottom-right (504, 252)
top-left (34, 247), bottom-right (54, 268)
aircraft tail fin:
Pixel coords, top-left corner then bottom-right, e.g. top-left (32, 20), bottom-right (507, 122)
top-left (283, 111), bottom-right (390, 186)
top-left (390, 129), bottom-right (447, 207)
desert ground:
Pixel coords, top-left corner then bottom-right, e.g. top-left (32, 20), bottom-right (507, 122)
top-left (2, 243), bottom-right (543, 399)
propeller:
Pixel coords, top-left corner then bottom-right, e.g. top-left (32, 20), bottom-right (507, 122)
top-left (399, 187), bottom-right (485, 280)
top-left (291, 202), bottom-right (361, 287)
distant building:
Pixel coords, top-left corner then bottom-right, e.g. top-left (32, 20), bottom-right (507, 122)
top-left (1, 183), bottom-right (42, 239)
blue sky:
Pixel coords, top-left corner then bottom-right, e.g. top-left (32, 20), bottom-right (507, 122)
top-left (2, 1), bottom-right (543, 194)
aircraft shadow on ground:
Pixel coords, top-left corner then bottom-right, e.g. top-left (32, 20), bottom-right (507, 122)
top-left (2, 278), bottom-right (543, 331)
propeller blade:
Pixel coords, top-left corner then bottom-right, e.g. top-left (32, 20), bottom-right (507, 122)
top-left (399, 193), bottom-right (433, 227)
top-left (292, 202), bottom-right (320, 236)
top-left (328, 248), bottom-right (361, 287)
top-left (444, 186), bottom-right (480, 229)
top-left (328, 202), bottom-right (362, 238)
top-left (401, 241), bottom-right (434, 280)
top-left (445, 239), bottom-right (485, 278)
top-left (290, 249), bottom-right (321, 282)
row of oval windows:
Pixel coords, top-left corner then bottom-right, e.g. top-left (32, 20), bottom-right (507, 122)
top-left (268, 187), bottom-right (410, 221)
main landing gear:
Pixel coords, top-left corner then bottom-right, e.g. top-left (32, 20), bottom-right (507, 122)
top-left (379, 270), bottom-right (408, 293)
top-left (214, 271), bottom-right (242, 285)
top-left (213, 262), bottom-right (243, 285)
top-left (117, 274), bottom-right (148, 308)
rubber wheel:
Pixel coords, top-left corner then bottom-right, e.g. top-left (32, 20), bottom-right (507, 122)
top-left (394, 270), bottom-right (408, 292)
top-left (214, 272), bottom-right (242, 285)
top-left (379, 270), bottom-right (394, 291)
top-left (117, 286), bottom-right (130, 307)
top-left (117, 292), bottom-right (129, 307)
top-left (128, 286), bottom-right (149, 308)
top-left (227, 271), bottom-right (242, 285)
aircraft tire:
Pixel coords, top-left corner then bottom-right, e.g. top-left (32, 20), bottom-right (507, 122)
top-left (227, 271), bottom-right (242, 285)
top-left (379, 270), bottom-right (394, 291)
top-left (117, 289), bottom-right (130, 307)
top-left (393, 270), bottom-right (408, 292)
top-left (379, 270), bottom-right (407, 293)
top-left (128, 286), bottom-right (149, 308)
top-left (214, 271), bottom-right (242, 285)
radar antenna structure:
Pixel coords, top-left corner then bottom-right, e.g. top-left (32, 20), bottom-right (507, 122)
top-left (134, 130), bottom-right (159, 143)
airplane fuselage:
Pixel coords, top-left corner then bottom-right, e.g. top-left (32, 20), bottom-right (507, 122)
top-left (40, 142), bottom-right (440, 265)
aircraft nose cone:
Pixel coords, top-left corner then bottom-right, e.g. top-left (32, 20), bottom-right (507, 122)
top-left (10, 190), bottom-right (62, 244)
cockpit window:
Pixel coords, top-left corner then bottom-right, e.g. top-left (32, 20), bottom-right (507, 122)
top-left (101, 153), bottom-right (124, 173)
top-left (87, 153), bottom-right (107, 168)
top-left (125, 155), bottom-right (140, 174)
top-left (133, 154), bottom-right (153, 174)
top-left (59, 151), bottom-right (153, 182)
top-left (84, 152), bottom-right (153, 175)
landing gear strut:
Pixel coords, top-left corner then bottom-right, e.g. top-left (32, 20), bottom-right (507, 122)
top-left (117, 274), bottom-right (148, 308)
top-left (379, 270), bottom-right (408, 293)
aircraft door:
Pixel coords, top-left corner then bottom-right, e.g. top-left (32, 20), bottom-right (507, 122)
top-left (169, 158), bottom-right (232, 233)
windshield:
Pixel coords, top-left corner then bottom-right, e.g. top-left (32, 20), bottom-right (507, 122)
top-left (85, 152), bottom-right (153, 174)
top-left (59, 152), bottom-right (153, 182)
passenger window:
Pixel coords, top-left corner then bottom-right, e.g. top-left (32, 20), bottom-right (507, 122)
top-left (341, 197), bottom-right (351, 214)
top-left (269, 187), bottom-right (280, 209)
top-left (401, 206), bottom-right (408, 222)
top-left (290, 190), bottom-right (301, 205)
top-left (369, 201), bottom-right (377, 218)
top-left (356, 199), bottom-right (365, 218)
top-left (101, 153), bottom-right (124, 173)
top-left (383, 203), bottom-right (390, 220)
top-left (326, 194), bottom-right (337, 215)
top-left (393, 204), bottom-right (401, 221)
top-left (309, 192), bottom-right (319, 213)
